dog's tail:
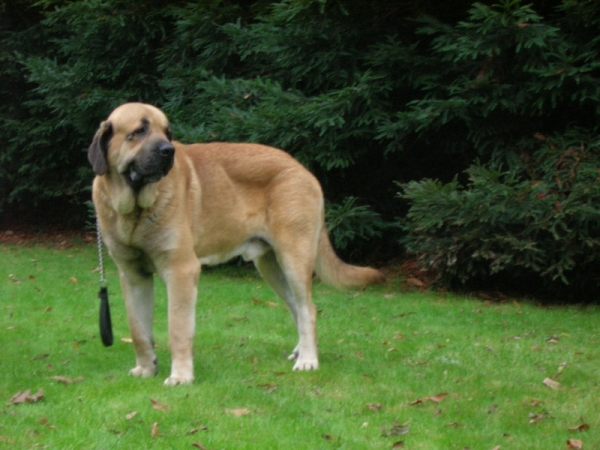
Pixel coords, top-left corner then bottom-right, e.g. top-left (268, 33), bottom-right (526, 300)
top-left (314, 227), bottom-right (385, 290)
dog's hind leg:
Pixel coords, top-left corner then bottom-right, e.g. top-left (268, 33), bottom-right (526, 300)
top-left (119, 266), bottom-right (157, 378)
top-left (255, 249), bottom-right (318, 371)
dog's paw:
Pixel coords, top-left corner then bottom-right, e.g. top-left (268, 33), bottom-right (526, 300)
top-left (292, 357), bottom-right (319, 371)
top-left (164, 375), bottom-right (194, 386)
top-left (288, 345), bottom-right (318, 370)
top-left (129, 365), bottom-right (157, 378)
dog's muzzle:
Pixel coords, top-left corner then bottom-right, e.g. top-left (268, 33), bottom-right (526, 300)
top-left (126, 142), bottom-right (175, 191)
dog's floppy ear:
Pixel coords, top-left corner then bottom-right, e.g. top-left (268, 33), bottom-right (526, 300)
top-left (88, 120), bottom-right (113, 176)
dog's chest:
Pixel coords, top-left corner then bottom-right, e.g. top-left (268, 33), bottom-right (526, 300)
top-left (110, 208), bottom-right (173, 250)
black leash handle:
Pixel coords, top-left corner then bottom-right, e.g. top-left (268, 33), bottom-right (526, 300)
top-left (96, 218), bottom-right (114, 347)
top-left (98, 286), bottom-right (113, 346)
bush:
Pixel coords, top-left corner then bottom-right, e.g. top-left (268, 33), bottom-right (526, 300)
top-left (401, 129), bottom-right (600, 290)
top-left (398, 0), bottom-right (600, 294)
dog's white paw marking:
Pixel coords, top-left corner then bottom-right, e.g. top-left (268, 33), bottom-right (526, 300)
top-left (293, 357), bottom-right (319, 371)
top-left (288, 345), bottom-right (318, 370)
top-left (164, 375), bottom-right (194, 386)
top-left (129, 365), bottom-right (157, 378)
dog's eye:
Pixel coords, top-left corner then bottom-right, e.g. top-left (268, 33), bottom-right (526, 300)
top-left (127, 121), bottom-right (148, 140)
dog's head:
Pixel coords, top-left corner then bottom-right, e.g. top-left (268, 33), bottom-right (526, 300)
top-left (88, 103), bottom-right (175, 191)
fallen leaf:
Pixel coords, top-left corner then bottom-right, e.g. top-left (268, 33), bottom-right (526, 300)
top-left (68, 277), bottom-right (78, 284)
top-left (7, 389), bottom-right (44, 406)
top-left (554, 361), bottom-right (568, 379)
top-left (566, 439), bottom-right (583, 449)
top-left (410, 393), bottom-right (448, 405)
top-left (125, 411), bottom-right (138, 420)
top-left (525, 399), bottom-right (544, 407)
top-left (429, 393), bottom-right (449, 402)
top-left (382, 421), bottom-right (410, 437)
top-left (491, 446), bottom-right (501, 450)
top-left (445, 422), bottom-right (463, 428)
top-left (322, 434), bottom-right (333, 441)
top-left (392, 441), bottom-right (405, 449)
top-left (192, 444), bottom-right (207, 450)
top-left (529, 412), bottom-right (551, 425)
top-left (151, 422), bottom-right (159, 439)
top-left (568, 423), bottom-right (590, 432)
top-left (250, 297), bottom-right (280, 308)
top-left (149, 398), bottom-right (171, 411)
top-left (543, 377), bottom-right (560, 390)
top-left (31, 354), bottom-right (50, 361)
top-left (488, 404), bottom-right (498, 414)
top-left (187, 426), bottom-right (209, 435)
top-left (121, 338), bottom-right (133, 343)
top-left (50, 376), bottom-right (84, 385)
top-left (225, 408), bottom-right (250, 417)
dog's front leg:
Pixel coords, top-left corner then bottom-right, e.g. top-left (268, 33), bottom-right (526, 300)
top-left (161, 258), bottom-right (200, 386)
top-left (119, 266), bottom-right (157, 378)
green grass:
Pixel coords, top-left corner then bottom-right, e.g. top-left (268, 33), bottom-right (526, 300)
top-left (1, 243), bottom-right (600, 449)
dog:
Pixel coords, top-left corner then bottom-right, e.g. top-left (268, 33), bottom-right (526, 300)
top-left (89, 103), bottom-right (384, 385)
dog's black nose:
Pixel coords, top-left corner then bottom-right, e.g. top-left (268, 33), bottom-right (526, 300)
top-left (158, 142), bottom-right (175, 159)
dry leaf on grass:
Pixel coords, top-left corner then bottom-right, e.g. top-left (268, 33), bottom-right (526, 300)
top-left (568, 423), bottom-right (590, 432)
top-left (525, 399), bottom-right (544, 407)
top-left (529, 412), bottom-right (552, 425)
top-left (366, 403), bottom-right (382, 411)
top-left (543, 377), bottom-right (560, 390)
top-left (566, 438), bottom-right (583, 449)
top-left (151, 422), bottom-right (160, 439)
top-left (409, 393), bottom-right (448, 405)
top-left (50, 376), bottom-right (84, 385)
top-left (225, 408), bottom-right (251, 417)
top-left (149, 398), bottom-right (171, 411)
top-left (6, 389), bottom-right (44, 406)
top-left (381, 421), bottom-right (410, 437)
top-left (125, 411), bottom-right (138, 420)
top-left (192, 443), bottom-right (207, 450)
top-left (392, 442), bottom-right (405, 449)
top-left (251, 297), bottom-right (281, 308)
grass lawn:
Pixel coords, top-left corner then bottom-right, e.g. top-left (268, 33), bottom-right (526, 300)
top-left (1, 242), bottom-right (599, 449)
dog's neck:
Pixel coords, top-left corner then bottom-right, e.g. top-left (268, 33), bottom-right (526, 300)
top-left (109, 177), bottom-right (161, 215)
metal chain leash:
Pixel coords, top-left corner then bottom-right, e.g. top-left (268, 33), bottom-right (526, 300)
top-left (96, 217), bottom-right (107, 287)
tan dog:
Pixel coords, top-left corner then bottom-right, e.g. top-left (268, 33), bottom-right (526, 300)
top-left (89, 103), bottom-right (384, 385)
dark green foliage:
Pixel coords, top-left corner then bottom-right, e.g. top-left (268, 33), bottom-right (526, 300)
top-left (2, 0), bottom-right (600, 293)
top-left (401, 130), bottom-right (600, 289)
top-left (0, 0), bottom-right (176, 223)
top-left (400, 1), bottom-right (600, 291)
